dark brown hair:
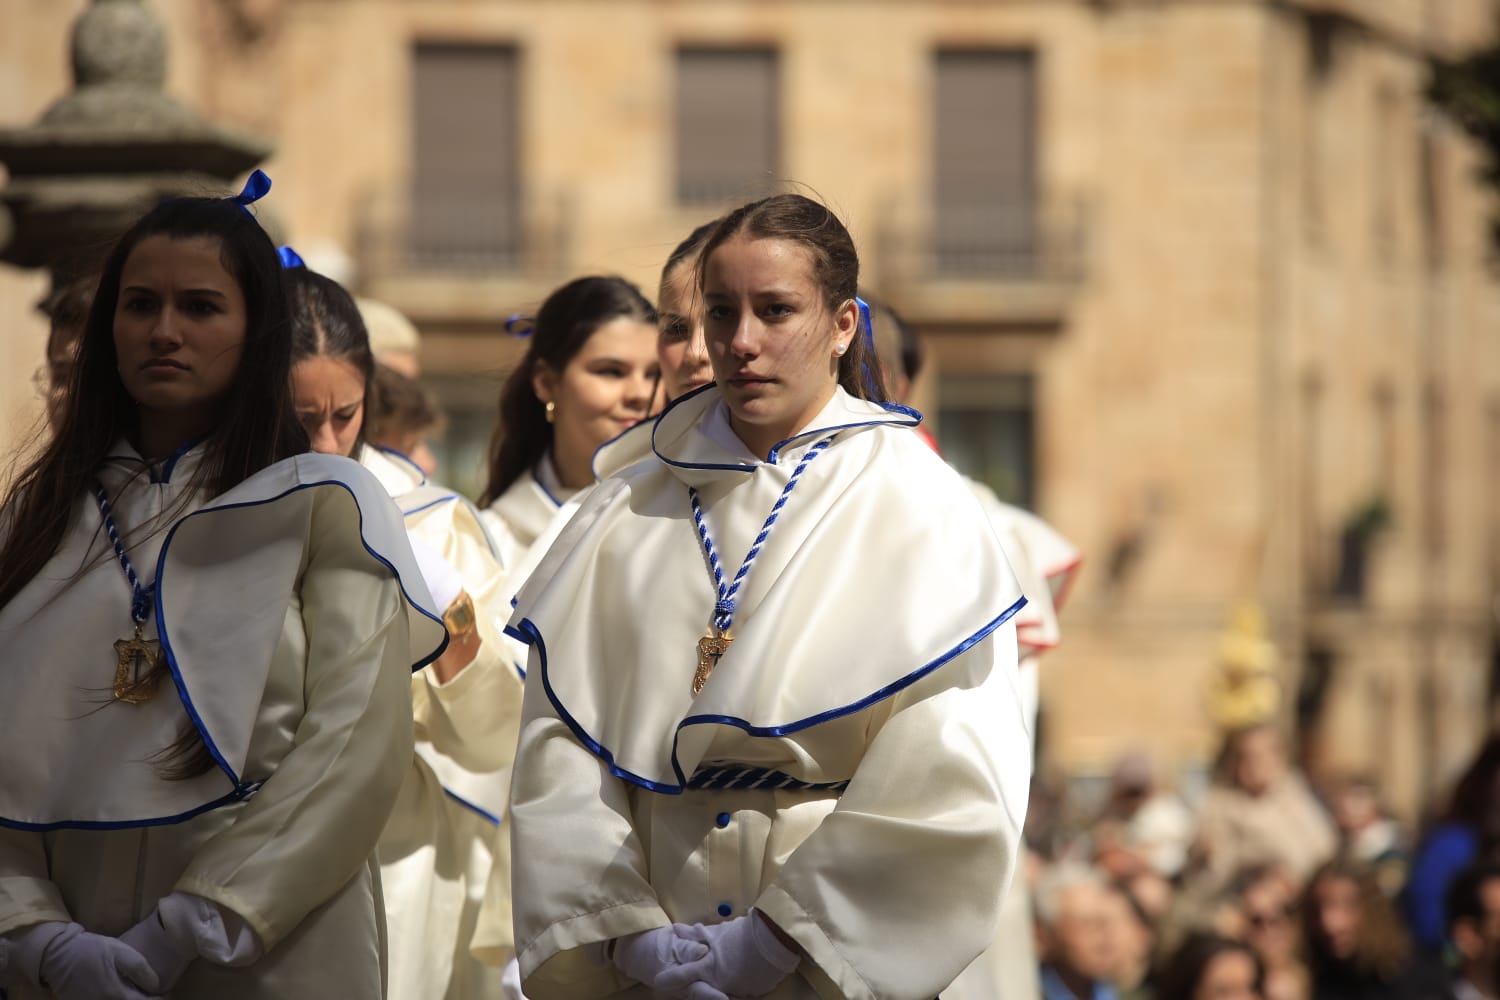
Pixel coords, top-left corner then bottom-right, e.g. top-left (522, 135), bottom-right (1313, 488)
top-left (287, 265), bottom-right (376, 457)
top-left (696, 194), bottom-right (887, 402)
top-left (480, 276), bottom-right (655, 505)
top-left (1304, 858), bottom-right (1411, 984)
top-left (1151, 932), bottom-right (1265, 1000)
top-left (368, 363), bottom-right (441, 443)
top-left (0, 194), bottom-right (306, 779)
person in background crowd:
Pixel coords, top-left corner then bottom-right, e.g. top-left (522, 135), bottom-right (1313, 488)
top-left (0, 178), bottom-right (445, 999)
top-left (36, 275), bottom-right (96, 433)
top-left (367, 363), bottom-right (442, 478)
top-left (288, 262), bottom-right (522, 1000)
top-left (655, 219), bottom-right (719, 403)
top-left (1303, 858), bottom-right (1448, 1000)
top-left (476, 276), bottom-right (659, 573)
top-left (1038, 864), bottom-right (1125, 1000)
top-left (359, 295), bottom-right (423, 378)
top-left (1095, 751), bottom-right (1198, 883)
top-left (1330, 774), bottom-right (1406, 896)
top-left (1233, 865), bottom-right (1308, 1000)
top-left (1150, 933), bottom-right (1265, 1000)
top-left (1194, 723), bottom-right (1337, 889)
top-left (1103, 881), bottom-right (1156, 1000)
top-left (1408, 736), bottom-right (1500, 953)
top-left (1447, 861), bottom-right (1500, 1000)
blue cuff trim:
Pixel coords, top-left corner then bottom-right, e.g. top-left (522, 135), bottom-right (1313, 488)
top-left (376, 445), bottom-right (429, 486)
top-left (154, 478), bottom-right (450, 791)
top-left (514, 592), bottom-right (1027, 796)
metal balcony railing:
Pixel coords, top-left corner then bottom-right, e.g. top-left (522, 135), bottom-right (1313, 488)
top-left (874, 197), bottom-right (1089, 285)
top-left (355, 187), bottom-right (573, 279)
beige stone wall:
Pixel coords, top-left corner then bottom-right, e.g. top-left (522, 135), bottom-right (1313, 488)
top-left (3, 0), bottom-right (1499, 816)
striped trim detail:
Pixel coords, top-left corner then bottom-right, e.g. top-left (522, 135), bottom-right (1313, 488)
top-left (686, 764), bottom-right (849, 793)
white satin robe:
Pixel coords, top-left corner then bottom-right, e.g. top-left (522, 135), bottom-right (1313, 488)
top-left (0, 444), bottom-right (446, 998)
top-left (360, 446), bottom-right (524, 1000)
top-left (477, 453), bottom-right (578, 577)
top-left (945, 484), bottom-right (1080, 1000)
top-left (506, 388), bottom-right (1033, 1000)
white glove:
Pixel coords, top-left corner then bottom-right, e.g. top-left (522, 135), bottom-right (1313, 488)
top-left (676, 913), bottom-right (800, 997)
top-left (611, 926), bottom-right (725, 999)
top-left (120, 892), bottom-right (263, 990)
top-left (407, 532), bottom-right (464, 611)
top-left (31, 922), bottom-right (162, 1000)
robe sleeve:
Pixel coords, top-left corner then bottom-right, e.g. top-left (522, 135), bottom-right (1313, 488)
top-left (0, 829), bottom-right (69, 936)
top-left (755, 622), bottom-right (1031, 1000)
top-left (411, 605), bottom-right (523, 772)
top-left (410, 509), bottom-right (525, 773)
top-left (171, 491), bottom-right (417, 951)
top-left (507, 677), bottom-right (670, 999)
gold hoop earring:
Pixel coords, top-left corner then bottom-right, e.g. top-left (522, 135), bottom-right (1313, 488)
top-left (545, 401), bottom-right (556, 423)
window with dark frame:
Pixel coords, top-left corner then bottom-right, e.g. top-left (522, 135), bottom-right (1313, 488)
top-left (933, 49), bottom-right (1038, 276)
top-left (410, 43), bottom-right (520, 268)
top-left (936, 373), bottom-right (1036, 510)
top-left (675, 47), bottom-right (779, 205)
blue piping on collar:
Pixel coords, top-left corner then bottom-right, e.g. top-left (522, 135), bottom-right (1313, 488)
top-left (154, 477), bottom-right (451, 791)
top-left (650, 391), bottom-right (924, 472)
top-left (0, 782), bottom-right (261, 833)
top-left (590, 419), bottom-right (654, 481)
top-left (443, 787), bottom-right (502, 826)
top-left (376, 446), bottom-right (429, 486)
top-left (507, 592), bottom-right (1027, 796)
top-left (531, 466), bottom-right (564, 509)
top-left (403, 494), bottom-right (458, 518)
top-left (103, 437), bottom-right (208, 484)
top-left (156, 436), bottom-right (208, 484)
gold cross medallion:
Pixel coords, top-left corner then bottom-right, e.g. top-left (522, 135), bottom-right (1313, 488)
top-left (113, 630), bottom-right (164, 704)
top-left (693, 629), bottom-right (733, 695)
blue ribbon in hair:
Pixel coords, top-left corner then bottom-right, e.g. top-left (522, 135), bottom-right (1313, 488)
top-left (277, 245), bottom-right (305, 269)
top-left (853, 296), bottom-right (881, 396)
top-left (855, 296), bottom-right (874, 349)
top-left (505, 313), bottom-right (535, 339)
top-left (230, 170), bottom-right (272, 217)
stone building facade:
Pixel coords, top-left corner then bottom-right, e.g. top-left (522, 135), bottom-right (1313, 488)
top-left (3, 0), bottom-right (1498, 817)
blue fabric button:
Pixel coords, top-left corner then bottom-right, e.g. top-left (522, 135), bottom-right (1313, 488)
top-left (716, 812), bottom-right (731, 828)
top-left (717, 903), bottom-right (733, 918)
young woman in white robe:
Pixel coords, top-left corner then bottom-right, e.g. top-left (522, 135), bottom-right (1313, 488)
top-left (286, 264), bottom-right (523, 1000)
top-left (476, 277), bottom-right (660, 573)
top-left (505, 195), bottom-right (1033, 1000)
top-left (0, 181), bottom-right (446, 999)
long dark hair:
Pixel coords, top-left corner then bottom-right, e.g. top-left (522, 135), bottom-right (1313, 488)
top-left (0, 195), bottom-right (303, 613)
top-left (1304, 858), bottom-right (1411, 984)
top-left (0, 194), bottom-right (305, 779)
top-left (480, 276), bottom-right (655, 505)
top-left (1151, 932), bottom-right (1265, 1000)
top-left (287, 266), bottom-right (375, 457)
top-left (696, 194), bottom-right (887, 402)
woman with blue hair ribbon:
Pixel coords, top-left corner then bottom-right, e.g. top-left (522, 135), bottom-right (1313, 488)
top-left (504, 194), bottom-right (1032, 1000)
top-left (0, 175), bottom-right (446, 998)
top-left (284, 259), bottom-right (525, 1000)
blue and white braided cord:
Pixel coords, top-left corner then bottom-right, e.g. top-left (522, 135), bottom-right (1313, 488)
top-left (92, 481), bottom-right (154, 624)
top-left (688, 434), bottom-right (836, 634)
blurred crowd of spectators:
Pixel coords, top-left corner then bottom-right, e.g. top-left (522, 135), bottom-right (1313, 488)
top-left (1025, 726), bottom-right (1500, 1000)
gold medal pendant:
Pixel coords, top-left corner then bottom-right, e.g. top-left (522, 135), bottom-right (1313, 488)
top-left (693, 628), bottom-right (733, 695)
top-left (113, 623), bottom-right (164, 704)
